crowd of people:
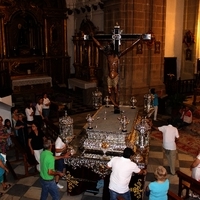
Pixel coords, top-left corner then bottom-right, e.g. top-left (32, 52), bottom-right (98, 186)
top-left (0, 92), bottom-right (64, 198)
top-left (0, 90), bottom-right (75, 199)
top-left (0, 88), bottom-right (199, 199)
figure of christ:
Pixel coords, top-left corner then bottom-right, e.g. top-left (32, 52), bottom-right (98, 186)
top-left (92, 35), bottom-right (141, 113)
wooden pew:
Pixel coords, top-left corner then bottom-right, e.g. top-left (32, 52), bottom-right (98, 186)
top-left (176, 170), bottom-right (200, 198)
top-left (9, 135), bottom-right (38, 179)
top-left (168, 190), bottom-right (183, 200)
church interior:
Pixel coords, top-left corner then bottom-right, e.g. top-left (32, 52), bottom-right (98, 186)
top-left (0, 0), bottom-right (200, 199)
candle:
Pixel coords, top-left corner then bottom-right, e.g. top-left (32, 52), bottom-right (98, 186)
top-left (27, 69), bottom-right (31, 74)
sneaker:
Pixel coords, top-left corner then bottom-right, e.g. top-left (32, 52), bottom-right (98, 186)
top-left (57, 183), bottom-right (64, 189)
top-left (61, 175), bottom-right (67, 180)
top-left (192, 194), bottom-right (199, 198)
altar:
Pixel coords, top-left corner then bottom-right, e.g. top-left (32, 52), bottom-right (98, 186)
top-left (68, 78), bottom-right (98, 105)
top-left (65, 105), bottom-right (150, 200)
top-left (12, 76), bottom-right (52, 92)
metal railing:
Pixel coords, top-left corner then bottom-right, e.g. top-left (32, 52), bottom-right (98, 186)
top-left (165, 78), bottom-right (196, 95)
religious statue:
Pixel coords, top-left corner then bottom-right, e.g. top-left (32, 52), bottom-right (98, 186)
top-left (84, 23), bottom-right (151, 113)
top-left (91, 34), bottom-right (141, 113)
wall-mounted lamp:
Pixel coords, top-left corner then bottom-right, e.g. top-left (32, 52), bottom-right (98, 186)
top-left (85, 5), bottom-right (91, 12)
top-left (98, 2), bottom-right (104, 9)
top-left (67, 8), bottom-right (73, 15)
top-left (81, 7), bottom-right (86, 13)
top-left (92, 4), bottom-right (98, 10)
top-left (75, 8), bottom-right (80, 14)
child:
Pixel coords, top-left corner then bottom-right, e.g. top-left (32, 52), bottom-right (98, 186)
top-left (0, 153), bottom-right (11, 197)
top-left (148, 88), bottom-right (159, 121)
top-left (146, 166), bottom-right (169, 200)
top-left (4, 119), bottom-right (13, 149)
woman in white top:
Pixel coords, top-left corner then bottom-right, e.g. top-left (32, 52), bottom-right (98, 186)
top-left (42, 93), bottom-right (51, 120)
top-left (35, 97), bottom-right (44, 128)
top-left (191, 152), bottom-right (200, 181)
top-left (25, 101), bottom-right (34, 127)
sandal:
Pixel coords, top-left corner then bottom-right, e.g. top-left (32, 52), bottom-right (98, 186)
top-left (3, 184), bottom-right (11, 191)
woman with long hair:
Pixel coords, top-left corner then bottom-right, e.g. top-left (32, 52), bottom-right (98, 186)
top-left (25, 101), bottom-right (34, 126)
top-left (28, 121), bottom-right (45, 172)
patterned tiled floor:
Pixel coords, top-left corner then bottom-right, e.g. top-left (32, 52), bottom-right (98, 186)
top-left (2, 104), bottom-right (199, 199)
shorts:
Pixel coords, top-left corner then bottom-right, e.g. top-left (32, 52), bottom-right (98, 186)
top-left (55, 158), bottom-right (65, 172)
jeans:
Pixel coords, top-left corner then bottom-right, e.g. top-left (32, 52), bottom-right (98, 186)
top-left (42, 109), bottom-right (50, 118)
top-left (40, 178), bottom-right (59, 200)
top-left (109, 189), bottom-right (131, 200)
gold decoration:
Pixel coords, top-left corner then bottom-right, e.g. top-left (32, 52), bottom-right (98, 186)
top-left (66, 171), bottom-right (79, 193)
top-left (126, 130), bottom-right (137, 151)
top-left (129, 179), bottom-right (143, 199)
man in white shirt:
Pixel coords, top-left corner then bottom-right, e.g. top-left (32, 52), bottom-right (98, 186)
top-left (55, 135), bottom-right (67, 189)
top-left (153, 124), bottom-right (179, 175)
top-left (107, 148), bottom-right (146, 200)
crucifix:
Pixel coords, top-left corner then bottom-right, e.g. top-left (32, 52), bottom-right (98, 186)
top-left (84, 23), bottom-right (151, 113)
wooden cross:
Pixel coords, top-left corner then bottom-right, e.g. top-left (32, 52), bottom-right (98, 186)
top-left (84, 23), bottom-right (151, 53)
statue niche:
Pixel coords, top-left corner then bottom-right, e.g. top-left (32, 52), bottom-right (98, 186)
top-left (6, 11), bottom-right (42, 57)
top-left (16, 23), bottom-right (28, 49)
